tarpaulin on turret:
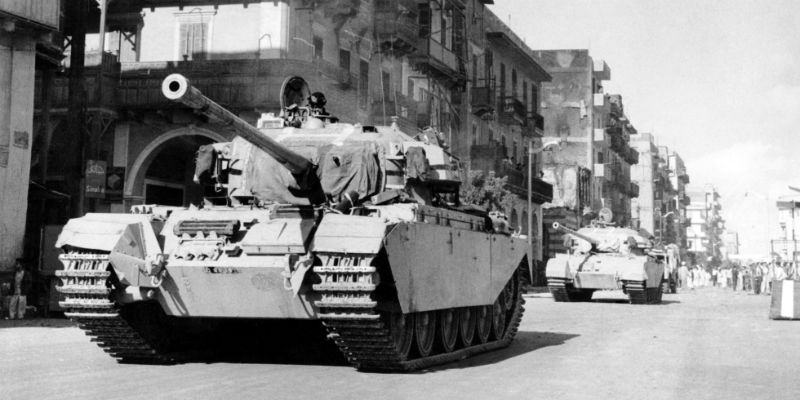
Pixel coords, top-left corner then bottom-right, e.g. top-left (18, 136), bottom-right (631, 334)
top-left (228, 137), bottom-right (380, 204)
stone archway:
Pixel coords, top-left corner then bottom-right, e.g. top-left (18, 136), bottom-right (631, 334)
top-left (124, 127), bottom-right (227, 207)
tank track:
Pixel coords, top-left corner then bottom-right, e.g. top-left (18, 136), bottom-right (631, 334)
top-left (55, 251), bottom-right (174, 364)
top-left (313, 253), bottom-right (524, 371)
top-left (623, 280), bottom-right (663, 305)
top-left (547, 278), bottom-right (592, 302)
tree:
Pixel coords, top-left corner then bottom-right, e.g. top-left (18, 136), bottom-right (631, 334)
top-left (460, 170), bottom-right (515, 213)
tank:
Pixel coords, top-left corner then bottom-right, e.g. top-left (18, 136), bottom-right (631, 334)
top-left (545, 221), bottom-right (665, 304)
top-left (54, 74), bottom-right (528, 371)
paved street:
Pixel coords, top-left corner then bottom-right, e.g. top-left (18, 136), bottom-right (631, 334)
top-left (2, 287), bottom-right (799, 400)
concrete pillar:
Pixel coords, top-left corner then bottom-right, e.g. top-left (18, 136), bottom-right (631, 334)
top-left (0, 34), bottom-right (36, 269)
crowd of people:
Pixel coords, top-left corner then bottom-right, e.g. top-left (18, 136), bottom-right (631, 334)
top-left (675, 261), bottom-right (798, 295)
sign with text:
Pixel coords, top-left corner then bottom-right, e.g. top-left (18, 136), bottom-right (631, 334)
top-left (86, 160), bottom-right (107, 198)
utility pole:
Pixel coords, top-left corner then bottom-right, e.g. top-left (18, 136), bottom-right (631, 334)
top-left (66, 0), bottom-right (87, 217)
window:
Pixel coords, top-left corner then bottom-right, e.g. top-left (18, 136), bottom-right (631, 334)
top-left (178, 22), bottom-right (209, 60)
top-left (359, 59), bottom-right (369, 109)
top-left (313, 36), bottom-right (323, 59)
top-left (597, 151), bottom-right (604, 163)
top-left (499, 63), bottom-right (506, 99)
top-left (484, 49), bottom-right (493, 82)
top-left (381, 70), bottom-right (391, 102)
top-left (511, 69), bottom-right (517, 98)
top-left (523, 83), bottom-right (528, 111)
top-left (407, 77), bottom-right (415, 99)
top-left (531, 83), bottom-right (539, 113)
top-left (472, 123), bottom-right (478, 145)
top-left (339, 49), bottom-right (351, 71)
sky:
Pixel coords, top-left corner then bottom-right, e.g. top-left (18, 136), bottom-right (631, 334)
top-left (489, 0), bottom-right (800, 255)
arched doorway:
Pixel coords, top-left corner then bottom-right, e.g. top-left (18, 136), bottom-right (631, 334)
top-left (125, 127), bottom-right (228, 207)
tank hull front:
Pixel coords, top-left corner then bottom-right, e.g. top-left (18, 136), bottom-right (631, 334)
top-left (546, 253), bottom-right (664, 290)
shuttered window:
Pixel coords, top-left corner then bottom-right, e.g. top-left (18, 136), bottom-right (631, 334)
top-left (179, 22), bottom-right (208, 60)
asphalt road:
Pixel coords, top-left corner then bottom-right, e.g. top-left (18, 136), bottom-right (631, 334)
top-left (2, 287), bottom-right (799, 400)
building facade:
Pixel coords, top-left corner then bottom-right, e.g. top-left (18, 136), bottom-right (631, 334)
top-left (685, 184), bottom-right (724, 265)
top-left (0, 0), bottom-right (62, 269)
top-left (773, 196), bottom-right (800, 262)
top-left (668, 150), bottom-right (690, 254)
top-left (532, 50), bottom-right (639, 256)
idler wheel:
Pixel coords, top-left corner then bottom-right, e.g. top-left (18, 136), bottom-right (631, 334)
top-left (457, 307), bottom-right (476, 347)
top-left (387, 312), bottom-right (413, 359)
top-left (437, 308), bottom-right (459, 353)
top-left (474, 305), bottom-right (492, 344)
top-left (414, 311), bottom-right (437, 357)
top-left (491, 295), bottom-right (507, 340)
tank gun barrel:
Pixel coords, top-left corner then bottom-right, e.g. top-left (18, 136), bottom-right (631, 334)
top-left (161, 74), bottom-right (312, 176)
top-left (552, 222), bottom-right (601, 246)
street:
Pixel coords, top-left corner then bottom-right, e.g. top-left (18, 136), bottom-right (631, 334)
top-left (2, 287), bottom-right (799, 400)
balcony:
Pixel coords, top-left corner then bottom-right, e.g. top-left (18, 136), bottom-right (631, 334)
top-left (470, 144), bottom-right (553, 203)
top-left (371, 94), bottom-right (419, 131)
top-left (411, 37), bottom-right (465, 86)
top-left (36, 58), bottom-right (360, 113)
top-left (498, 97), bottom-right (526, 126)
top-left (313, 58), bottom-right (353, 88)
top-left (629, 182), bottom-right (640, 198)
top-left (470, 86), bottom-right (494, 116)
top-left (527, 112), bottom-right (544, 131)
top-left (374, 0), bottom-right (419, 55)
top-left (624, 147), bottom-right (639, 165)
top-left (1, 0), bottom-right (60, 30)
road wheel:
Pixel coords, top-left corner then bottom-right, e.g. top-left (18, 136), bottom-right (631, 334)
top-left (491, 295), bottom-right (507, 340)
top-left (437, 308), bottom-right (459, 353)
top-left (414, 311), bottom-right (436, 357)
top-left (475, 305), bottom-right (492, 344)
top-left (386, 312), bottom-right (413, 360)
top-left (458, 307), bottom-right (476, 347)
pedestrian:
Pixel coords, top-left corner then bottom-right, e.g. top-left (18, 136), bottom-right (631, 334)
top-left (732, 266), bottom-right (739, 291)
top-left (753, 263), bottom-right (763, 295)
top-left (678, 262), bottom-right (689, 289)
top-left (8, 258), bottom-right (30, 319)
top-left (761, 263), bottom-right (772, 295)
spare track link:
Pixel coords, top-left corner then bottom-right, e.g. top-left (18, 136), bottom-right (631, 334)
top-left (624, 280), bottom-right (662, 305)
top-left (314, 253), bottom-right (525, 371)
top-left (56, 251), bottom-right (174, 364)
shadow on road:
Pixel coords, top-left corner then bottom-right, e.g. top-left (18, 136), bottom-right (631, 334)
top-left (0, 317), bottom-right (74, 329)
top-left (589, 299), bottom-right (681, 305)
top-left (424, 331), bottom-right (579, 372)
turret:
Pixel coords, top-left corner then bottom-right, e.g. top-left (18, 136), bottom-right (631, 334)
top-left (552, 222), bottom-right (601, 247)
top-left (161, 74), bottom-right (325, 204)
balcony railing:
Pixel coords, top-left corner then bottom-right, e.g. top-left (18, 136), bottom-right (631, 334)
top-left (498, 96), bottom-right (526, 126)
top-left (411, 37), bottom-right (464, 85)
top-left (374, 0), bottom-right (419, 54)
top-left (36, 59), bottom-right (357, 112)
top-left (528, 112), bottom-right (544, 131)
top-left (470, 86), bottom-right (494, 115)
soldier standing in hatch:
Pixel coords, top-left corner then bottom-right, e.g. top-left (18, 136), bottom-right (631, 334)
top-left (8, 258), bottom-right (30, 319)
